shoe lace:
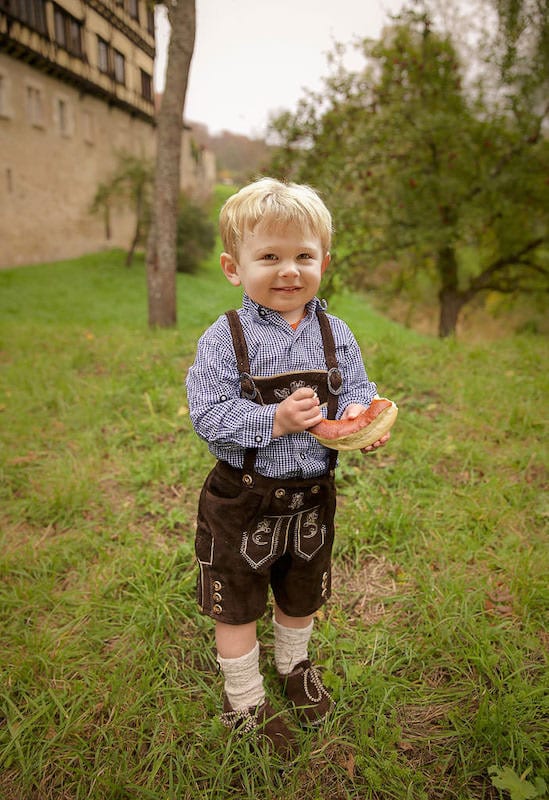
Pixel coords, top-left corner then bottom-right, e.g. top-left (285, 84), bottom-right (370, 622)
top-left (220, 706), bottom-right (258, 734)
top-left (303, 665), bottom-right (330, 704)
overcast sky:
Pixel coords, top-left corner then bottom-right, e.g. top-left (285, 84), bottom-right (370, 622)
top-left (154, 0), bottom-right (407, 138)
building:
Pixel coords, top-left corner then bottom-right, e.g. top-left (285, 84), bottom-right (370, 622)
top-left (0, 0), bottom-right (214, 267)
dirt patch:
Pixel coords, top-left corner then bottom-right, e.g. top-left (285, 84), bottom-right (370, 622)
top-left (331, 554), bottom-right (405, 624)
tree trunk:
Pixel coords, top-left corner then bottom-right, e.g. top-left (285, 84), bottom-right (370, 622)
top-left (146, 0), bottom-right (196, 328)
top-left (437, 244), bottom-right (466, 337)
top-left (438, 288), bottom-right (466, 338)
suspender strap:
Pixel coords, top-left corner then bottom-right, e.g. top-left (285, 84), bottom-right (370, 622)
top-left (316, 309), bottom-right (342, 422)
top-left (225, 310), bottom-right (258, 480)
top-left (225, 309), bottom-right (250, 375)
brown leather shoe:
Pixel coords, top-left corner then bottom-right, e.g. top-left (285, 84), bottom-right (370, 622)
top-left (280, 659), bottom-right (334, 726)
top-left (220, 694), bottom-right (298, 760)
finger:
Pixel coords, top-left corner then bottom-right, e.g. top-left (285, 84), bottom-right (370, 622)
top-left (292, 387), bottom-right (317, 401)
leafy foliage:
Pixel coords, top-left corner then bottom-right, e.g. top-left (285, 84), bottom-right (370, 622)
top-left (489, 764), bottom-right (547, 800)
top-left (268, 2), bottom-right (549, 336)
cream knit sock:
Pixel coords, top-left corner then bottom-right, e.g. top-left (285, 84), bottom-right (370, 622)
top-left (273, 618), bottom-right (314, 675)
top-left (216, 641), bottom-right (265, 711)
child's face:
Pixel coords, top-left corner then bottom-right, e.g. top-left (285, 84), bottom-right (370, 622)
top-left (220, 220), bottom-right (330, 324)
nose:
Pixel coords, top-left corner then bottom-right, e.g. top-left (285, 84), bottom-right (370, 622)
top-left (278, 259), bottom-right (299, 277)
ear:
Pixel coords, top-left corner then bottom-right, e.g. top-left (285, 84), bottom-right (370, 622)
top-left (321, 251), bottom-right (331, 275)
top-left (220, 253), bottom-right (241, 286)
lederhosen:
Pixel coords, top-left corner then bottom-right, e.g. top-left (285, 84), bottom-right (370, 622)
top-left (194, 308), bottom-right (343, 625)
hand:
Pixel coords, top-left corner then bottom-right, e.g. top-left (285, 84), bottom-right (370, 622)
top-left (340, 403), bottom-right (391, 454)
top-left (360, 431), bottom-right (391, 453)
top-left (272, 388), bottom-right (323, 438)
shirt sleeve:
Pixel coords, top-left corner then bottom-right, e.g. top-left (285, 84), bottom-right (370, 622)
top-left (331, 317), bottom-right (378, 417)
top-left (185, 320), bottom-right (276, 451)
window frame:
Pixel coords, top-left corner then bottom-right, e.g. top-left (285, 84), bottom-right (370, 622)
top-left (140, 68), bottom-right (152, 103)
top-left (26, 82), bottom-right (45, 128)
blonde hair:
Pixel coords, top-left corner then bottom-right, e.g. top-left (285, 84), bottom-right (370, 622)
top-left (219, 177), bottom-right (332, 259)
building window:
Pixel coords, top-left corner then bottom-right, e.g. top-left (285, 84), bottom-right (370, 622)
top-left (68, 17), bottom-right (83, 55)
top-left (113, 50), bottom-right (125, 85)
top-left (140, 69), bottom-right (152, 103)
top-left (53, 5), bottom-right (83, 56)
top-left (58, 98), bottom-right (66, 132)
top-left (127, 0), bottom-right (138, 21)
top-left (55, 96), bottom-right (73, 136)
top-left (1, 0), bottom-right (47, 35)
top-left (0, 73), bottom-right (14, 119)
top-left (82, 109), bottom-right (94, 144)
top-left (26, 84), bottom-right (44, 128)
top-left (97, 37), bottom-right (109, 74)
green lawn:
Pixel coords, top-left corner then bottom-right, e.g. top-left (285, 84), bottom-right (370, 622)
top-left (0, 243), bottom-right (547, 799)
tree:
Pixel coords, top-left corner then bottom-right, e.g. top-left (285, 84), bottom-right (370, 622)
top-left (91, 152), bottom-right (153, 267)
top-left (146, 0), bottom-right (196, 328)
top-left (268, 3), bottom-right (549, 336)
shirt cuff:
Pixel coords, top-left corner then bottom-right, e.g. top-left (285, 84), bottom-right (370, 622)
top-left (242, 403), bottom-right (276, 449)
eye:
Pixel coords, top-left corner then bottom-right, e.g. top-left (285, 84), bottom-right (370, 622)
top-left (261, 253), bottom-right (277, 261)
top-left (298, 252), bottom-right (313, 260)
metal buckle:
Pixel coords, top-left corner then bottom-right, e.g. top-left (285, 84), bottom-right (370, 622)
top-left (327, 367), bottom-right (343, 395)
top-left (239, 371), bottom-right (257, 400)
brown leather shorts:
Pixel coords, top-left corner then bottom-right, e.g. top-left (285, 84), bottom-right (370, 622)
top-left (195, 460), bottom-right (336, 625)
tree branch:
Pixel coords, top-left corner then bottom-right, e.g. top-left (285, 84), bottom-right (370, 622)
top-left (468, 237), bottom-right (546, 293)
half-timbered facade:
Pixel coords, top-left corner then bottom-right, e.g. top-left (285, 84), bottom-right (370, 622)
top-left (0, 0), bottom-right (214, 267)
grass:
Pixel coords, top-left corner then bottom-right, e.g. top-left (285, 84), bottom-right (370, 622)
top-left (0, 231), bottom-right (547, 798)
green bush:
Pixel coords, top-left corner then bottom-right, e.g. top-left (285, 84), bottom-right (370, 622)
top-left (176, 196), bottom-right (216, 273)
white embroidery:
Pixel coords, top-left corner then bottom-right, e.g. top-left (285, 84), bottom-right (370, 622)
top-left (289, 492), bottom-right (305, 511)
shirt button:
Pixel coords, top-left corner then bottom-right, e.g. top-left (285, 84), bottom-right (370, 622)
top-left (219, 394), bottom-right (228, 401)
top-left (254, 435), bottom-right (263, 443)
top-left (258, 307), bottom-right (267, 318)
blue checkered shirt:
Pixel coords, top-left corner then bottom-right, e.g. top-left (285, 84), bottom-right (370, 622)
top-left (186, 295), bottom-right (378, 478)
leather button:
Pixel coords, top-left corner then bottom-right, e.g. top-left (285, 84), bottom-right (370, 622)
top-left (213, 604), bottom-right (223, 614)
top-left (311, 485), bottom-right (320, 494)
top-left (213, 580), bottom-right (222, 591)
top-left (242, 473), bottom-right (253, 486)
top-left (275, 488), bottom-right (286, 498)
top-left (213, 592), bottom-right (222, 603)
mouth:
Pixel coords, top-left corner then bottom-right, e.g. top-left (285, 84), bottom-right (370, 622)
top-left (273, 286), bottom-right (302, 293)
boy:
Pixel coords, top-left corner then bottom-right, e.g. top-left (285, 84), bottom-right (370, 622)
top-left (186, 178), bottom-right (389, 759)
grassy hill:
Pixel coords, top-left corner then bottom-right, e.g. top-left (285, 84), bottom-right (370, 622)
top-left (0, 238), bottom-right (547, 799)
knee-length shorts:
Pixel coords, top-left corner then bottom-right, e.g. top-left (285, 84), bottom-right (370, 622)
top-left (195, 460), bottom-right (337, 625)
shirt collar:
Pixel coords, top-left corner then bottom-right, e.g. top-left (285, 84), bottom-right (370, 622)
top-left (242, 294), bottom-right (324, 324)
